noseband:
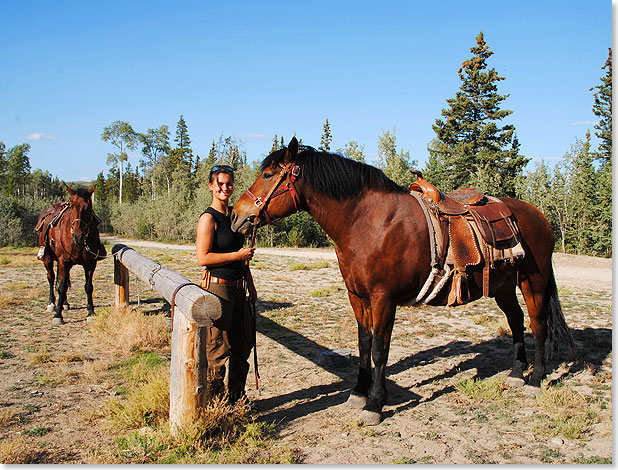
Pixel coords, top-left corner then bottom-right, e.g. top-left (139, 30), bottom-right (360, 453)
top-left (62, 204), bottom-right (106, 260)
top-left (244, 162), bottom-right (301, 225)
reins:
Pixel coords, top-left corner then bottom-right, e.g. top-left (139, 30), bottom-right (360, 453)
top-left (242, 161), bottom-right (302, 391)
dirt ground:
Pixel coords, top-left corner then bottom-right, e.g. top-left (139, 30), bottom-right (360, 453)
top-left (0, 237), bottom-right (612, 464)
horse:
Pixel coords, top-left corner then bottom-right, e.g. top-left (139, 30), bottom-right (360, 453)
top-left (230, 137), bottom-right (574, 426)
top-left (35, 185), bottom-right (107, 325)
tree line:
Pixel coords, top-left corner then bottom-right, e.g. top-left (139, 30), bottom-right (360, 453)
top-left (0, 32), bottom-right (611, 257)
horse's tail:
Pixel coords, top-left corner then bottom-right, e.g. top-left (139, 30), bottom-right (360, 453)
top-left (544, 267), bottom-right (576, 362)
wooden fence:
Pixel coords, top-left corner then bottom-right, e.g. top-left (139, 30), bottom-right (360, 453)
top-left (111, 243), bottom-right (222, 433)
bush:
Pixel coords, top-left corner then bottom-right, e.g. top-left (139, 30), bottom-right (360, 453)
top-left (0, 195), bottom-right (53, 247)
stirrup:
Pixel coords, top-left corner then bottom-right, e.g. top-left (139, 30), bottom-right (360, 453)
top-left (37, 246), bottom-right (45, 260)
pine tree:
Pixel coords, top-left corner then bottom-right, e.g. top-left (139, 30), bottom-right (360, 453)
top-left (590, 48), bottom-right (612, 165)
top-left (427, 31), bottom-right (528, 196)
top-left (320, 119), bottom-right (332, 151)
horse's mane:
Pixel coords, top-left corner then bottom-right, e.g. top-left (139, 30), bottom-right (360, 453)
top-left (260, 146), bottom-right (406, 200)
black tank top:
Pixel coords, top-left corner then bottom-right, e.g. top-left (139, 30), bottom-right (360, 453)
top-left (202, 207), bottom-right (245, 280)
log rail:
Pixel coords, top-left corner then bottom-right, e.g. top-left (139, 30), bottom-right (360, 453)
top-left (112, 243), bottom-right (222, 433)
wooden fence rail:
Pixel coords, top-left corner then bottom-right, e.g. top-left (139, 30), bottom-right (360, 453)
top-left (111, 243), bottom-right (223, 433)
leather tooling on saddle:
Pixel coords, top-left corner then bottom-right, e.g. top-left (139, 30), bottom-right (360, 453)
top-left (409, 171), bottom-right (524, 306)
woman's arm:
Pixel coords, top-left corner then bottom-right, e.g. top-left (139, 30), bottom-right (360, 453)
top-left (195, 212), bottom-right (255, 267)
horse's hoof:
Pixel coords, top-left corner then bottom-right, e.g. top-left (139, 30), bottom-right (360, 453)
top-left (63, 304), bottom-right (70, 310)
top-left (358, 409), bottom-right (383, 426)
top-left (46, 303), bottom-right (55, 313)
top-left (523, 385), bottom-right (541, 397)
top-left (52, 316), bottom-right (65, 325)
top-left (345, 391), bottom-right (368, 409)
top-left (505, 376), bottom-right (525, 388)
top-left (86, 315), bottom-right (95, 323)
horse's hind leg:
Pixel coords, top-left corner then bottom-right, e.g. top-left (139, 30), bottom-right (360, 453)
top-left (43, 257), bottom-right (56, 313)
top-left (84, 263), bottom-right (96, 319)
top-left (519, 276), bottom-right (548, 387)
top-left (346, 291), bottom-right (372, 409)
top-left (495, 283), bottom-right (528, 387)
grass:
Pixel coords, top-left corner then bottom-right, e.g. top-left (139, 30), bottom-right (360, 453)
top-left (0, 408), bottom-right (16, 427)
top-left (28, 346), bottom-right (52, 364)
top-left (534, 386), bottom-right (596, 439)
top-left (24, 426), bottom-right (53, 437)
top-left (289, 261), bottom-right (330, 271)
top-left (88, 306), bottom-right (170, 355)
top-left (454, 377), bottom-right (508, 402)
top-left (310, 285), bottom-right (343, 297)
top-left (0, 437), bottom-right (48, 464)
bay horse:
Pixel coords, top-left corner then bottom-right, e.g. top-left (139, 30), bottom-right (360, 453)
top-left (36, 185), bottom-right (107, 325)
top-left (231, 137), bottom-right (574, 426)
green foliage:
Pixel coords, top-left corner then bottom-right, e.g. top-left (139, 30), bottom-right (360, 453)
top-left (0, 194), bottom-right (54, 247)
top-left (426, 31), bottom-right (528, 196)
top-left (376, 128), bottom-right (416, 187)
top-left (319, 118), bottom-right (332, 151)
top-left (590, 48), bottom-right (612, 165)
top-left (337, 140), bottom-right (366, 162)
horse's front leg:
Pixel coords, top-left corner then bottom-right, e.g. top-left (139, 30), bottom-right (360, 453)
top-left (53, 261), bottom-right (72, 325)
top-left (345, 291), bottom-right (372, 409)
top-left (84, 263), bottom-right (96, 319)
top-left (359, 293), bottom-right (396, 426)
top-left (43, 257), bottom-right (56, 313)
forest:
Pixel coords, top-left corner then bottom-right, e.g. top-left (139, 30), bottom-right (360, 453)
top-left (0, 35), bottom-right (611, 258)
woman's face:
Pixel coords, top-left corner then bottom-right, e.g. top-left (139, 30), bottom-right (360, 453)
top-left (209, 171), bottom-right (234, 202)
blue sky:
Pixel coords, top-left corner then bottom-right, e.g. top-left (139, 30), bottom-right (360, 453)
top-left (1, 0), bottom-right (612, 182)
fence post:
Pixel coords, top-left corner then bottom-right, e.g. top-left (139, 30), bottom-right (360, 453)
top-left (114, 256), bottom-right (129, 309)
top-left (111, 243), bottom-right (223, 434)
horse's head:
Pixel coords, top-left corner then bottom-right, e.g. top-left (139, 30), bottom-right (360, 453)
top-left (231, 137), bottom-right (303, 235)
top-left (66, 185), bottom-right (95, 246)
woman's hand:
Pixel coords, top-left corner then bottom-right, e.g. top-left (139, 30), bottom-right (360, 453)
top-left (238, 246), bottom-right (256, 262)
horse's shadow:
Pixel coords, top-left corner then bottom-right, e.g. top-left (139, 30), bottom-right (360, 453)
top-left (254, 301), bottom-right (612, 425)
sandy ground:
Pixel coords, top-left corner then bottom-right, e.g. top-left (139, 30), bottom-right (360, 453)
top-left (103, 236), bottom-right (612, 293)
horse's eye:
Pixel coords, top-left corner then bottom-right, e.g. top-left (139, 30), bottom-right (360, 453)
top-left (263, 172), bottom-right (273, 180)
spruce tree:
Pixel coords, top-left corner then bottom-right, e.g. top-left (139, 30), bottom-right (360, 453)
top-left (427, 31), bottom-right (528, 196)
top-left (590, 48), bottom-right (612, 165)
top-left (320, 119), bottom-right (332, 151)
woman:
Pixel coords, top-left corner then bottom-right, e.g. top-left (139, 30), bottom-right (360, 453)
top-left (196, 164), bottom-right (256, 403)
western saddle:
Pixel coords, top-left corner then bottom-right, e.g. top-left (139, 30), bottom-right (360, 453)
top-left (409, 170), bottom-right (523, 306)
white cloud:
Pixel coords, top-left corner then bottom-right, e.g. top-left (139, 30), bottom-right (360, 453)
top-left (26, 132), bottom-right (57, 141)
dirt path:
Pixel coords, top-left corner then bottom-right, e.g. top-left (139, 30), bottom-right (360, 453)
top-left (103, 236), bottom-right (612, 293)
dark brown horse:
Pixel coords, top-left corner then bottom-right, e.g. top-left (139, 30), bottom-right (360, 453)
top-left (231, 137), bottom-right (574, 425)
top-left (36, 186), bottom-right (107, 325)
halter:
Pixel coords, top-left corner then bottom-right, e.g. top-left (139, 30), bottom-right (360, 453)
top-left (244, 161), bottom-right (302, 225)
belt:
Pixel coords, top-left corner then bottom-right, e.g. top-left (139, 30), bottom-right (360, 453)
top-left (210, 276), bottom-right (245, 289)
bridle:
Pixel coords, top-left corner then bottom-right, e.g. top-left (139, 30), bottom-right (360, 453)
top-left (243, 161), bottom-right (302, 226)
top-left (60, 202), bottom-right (106, 260)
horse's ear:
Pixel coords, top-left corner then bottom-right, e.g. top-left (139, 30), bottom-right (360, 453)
top-left (87, 185), bottom-right (95, 195)
top-left (284, 137), bottom-right (299, 163)
top-left (66, 185), bottom-right (76, 197)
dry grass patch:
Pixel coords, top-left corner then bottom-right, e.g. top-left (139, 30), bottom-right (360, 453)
top-left (88, 306), bottom-right (170, 355)
top-left (0, 407), bottom-right (16, 427)
top-left (28, 346), bottom-right (52, 364)
top-left (534, 385), bottom-right (597, 439)
top-left (0, 436), bottom-right (48, 464)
